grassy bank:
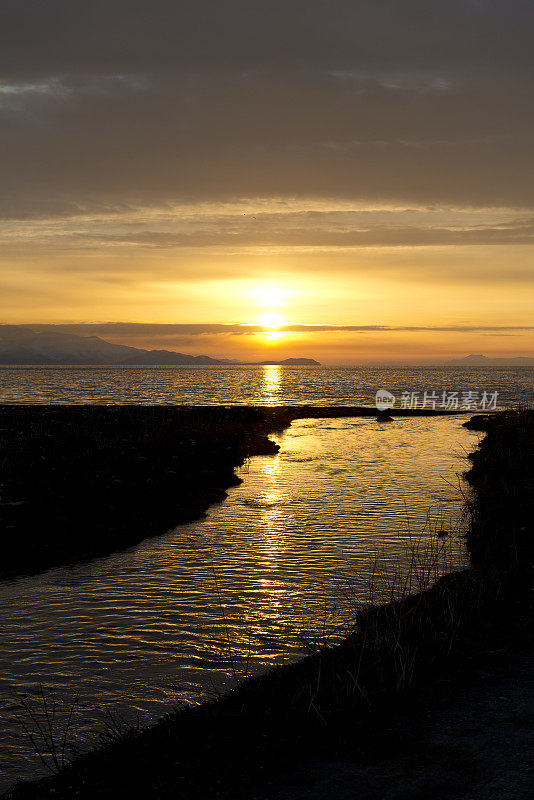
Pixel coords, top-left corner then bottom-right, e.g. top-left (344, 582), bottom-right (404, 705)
top-left (5, 408), bottom-right (532, 799)
top-left (0, 404), bottom-right (464, 579)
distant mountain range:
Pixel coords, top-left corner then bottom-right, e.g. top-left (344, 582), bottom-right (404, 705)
top-left (1, 327), bottom-right (532, 367)
top-left (0, 325), bottom-right (320, 366)
top-left (446, 354), bottom-right (534, 366)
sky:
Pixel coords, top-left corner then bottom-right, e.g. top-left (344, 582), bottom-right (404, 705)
top-left (1, 1), bottom-right (534, 364)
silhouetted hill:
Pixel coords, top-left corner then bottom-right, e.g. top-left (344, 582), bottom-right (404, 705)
top-left (259, 358), bottom-right (320, 365)
top-left (0, 325), bottom-right (320, 366)
top-left (122, 350), bottom-right (224, 365)
top-left (447, 354), bottom-right (534, 366)
top-left (0, 325), bottom-right (141, 364)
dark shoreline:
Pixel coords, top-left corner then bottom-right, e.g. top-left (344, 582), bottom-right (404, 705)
top-left (0, 404), bottom-right (468, 580)
top-left (5, 408), bottom-right (532, 799)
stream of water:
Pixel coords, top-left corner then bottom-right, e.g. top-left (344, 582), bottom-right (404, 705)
top-left (0, 415), bottom-right (479, 790)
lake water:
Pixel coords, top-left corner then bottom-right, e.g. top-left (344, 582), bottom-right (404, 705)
top-left (0, 364), bottom-right (532, 406)
top-left (0, 414), bottom-right (481, 791)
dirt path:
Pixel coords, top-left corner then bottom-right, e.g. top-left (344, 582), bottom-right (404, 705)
top-left (257, 655), bottom-right (533, 800)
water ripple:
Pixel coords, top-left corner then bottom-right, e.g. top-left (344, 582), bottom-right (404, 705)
top-left (0, 416), bottom-right (479, 790)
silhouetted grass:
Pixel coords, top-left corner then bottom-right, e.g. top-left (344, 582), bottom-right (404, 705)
top-left (11, 686), bottom-right (80, 776)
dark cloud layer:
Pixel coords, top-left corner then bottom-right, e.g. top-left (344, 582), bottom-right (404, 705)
top-left (2, 1), bottom-right (534, 217)
top-left (2, 1), bottom-right (533, 77)
top-left (23, 323), bottom-right (534, 339)
top-left (67, 221), bottom-right (534, 248)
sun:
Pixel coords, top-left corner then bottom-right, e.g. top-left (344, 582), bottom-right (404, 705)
top-left (251, 282), bottom-right (289, 343)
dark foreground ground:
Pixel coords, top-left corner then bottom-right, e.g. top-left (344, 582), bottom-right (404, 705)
top-left (0, 404), bottom-right (463, 579)
top-left (4, 408), bottom-right (532, 799)
top-left (259, 651), bottom-right (533, 800)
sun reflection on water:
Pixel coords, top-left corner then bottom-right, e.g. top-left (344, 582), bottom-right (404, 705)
top-left (255, 450), bottom-right (290, 619)
top-left (261, 364), bottom-right (281, 404)
top-left (258, 454), bottom-right (283, 558)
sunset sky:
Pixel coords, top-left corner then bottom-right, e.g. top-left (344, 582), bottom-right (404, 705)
top-left (2, 1), bottom-right (534, 363)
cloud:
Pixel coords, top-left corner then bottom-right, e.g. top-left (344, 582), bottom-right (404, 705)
top-left (1, 1), bottom-right (533, 344)
top-left (60, 221), bottom-right (534, 248)
top-left (1, 2), bottom-right (532, 78)
top-left (1, 2), bottom-right (534, 217)
top-left (21, 323), bottom-right (534, 339)
top-left (5, 204), bottom-right (534, 250)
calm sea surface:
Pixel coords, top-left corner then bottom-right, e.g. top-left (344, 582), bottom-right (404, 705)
top-left (0, 366), bottom-right (531, 790)
top-left (0, 364), bottom-right (532, 406)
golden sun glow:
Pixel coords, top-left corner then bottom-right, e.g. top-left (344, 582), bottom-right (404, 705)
top-left (253, 283), bottom-right (288, 308)
top-left (257, 308), bottom-right (286, 344)
top-left (257, 310), bottom-right (285, 329)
